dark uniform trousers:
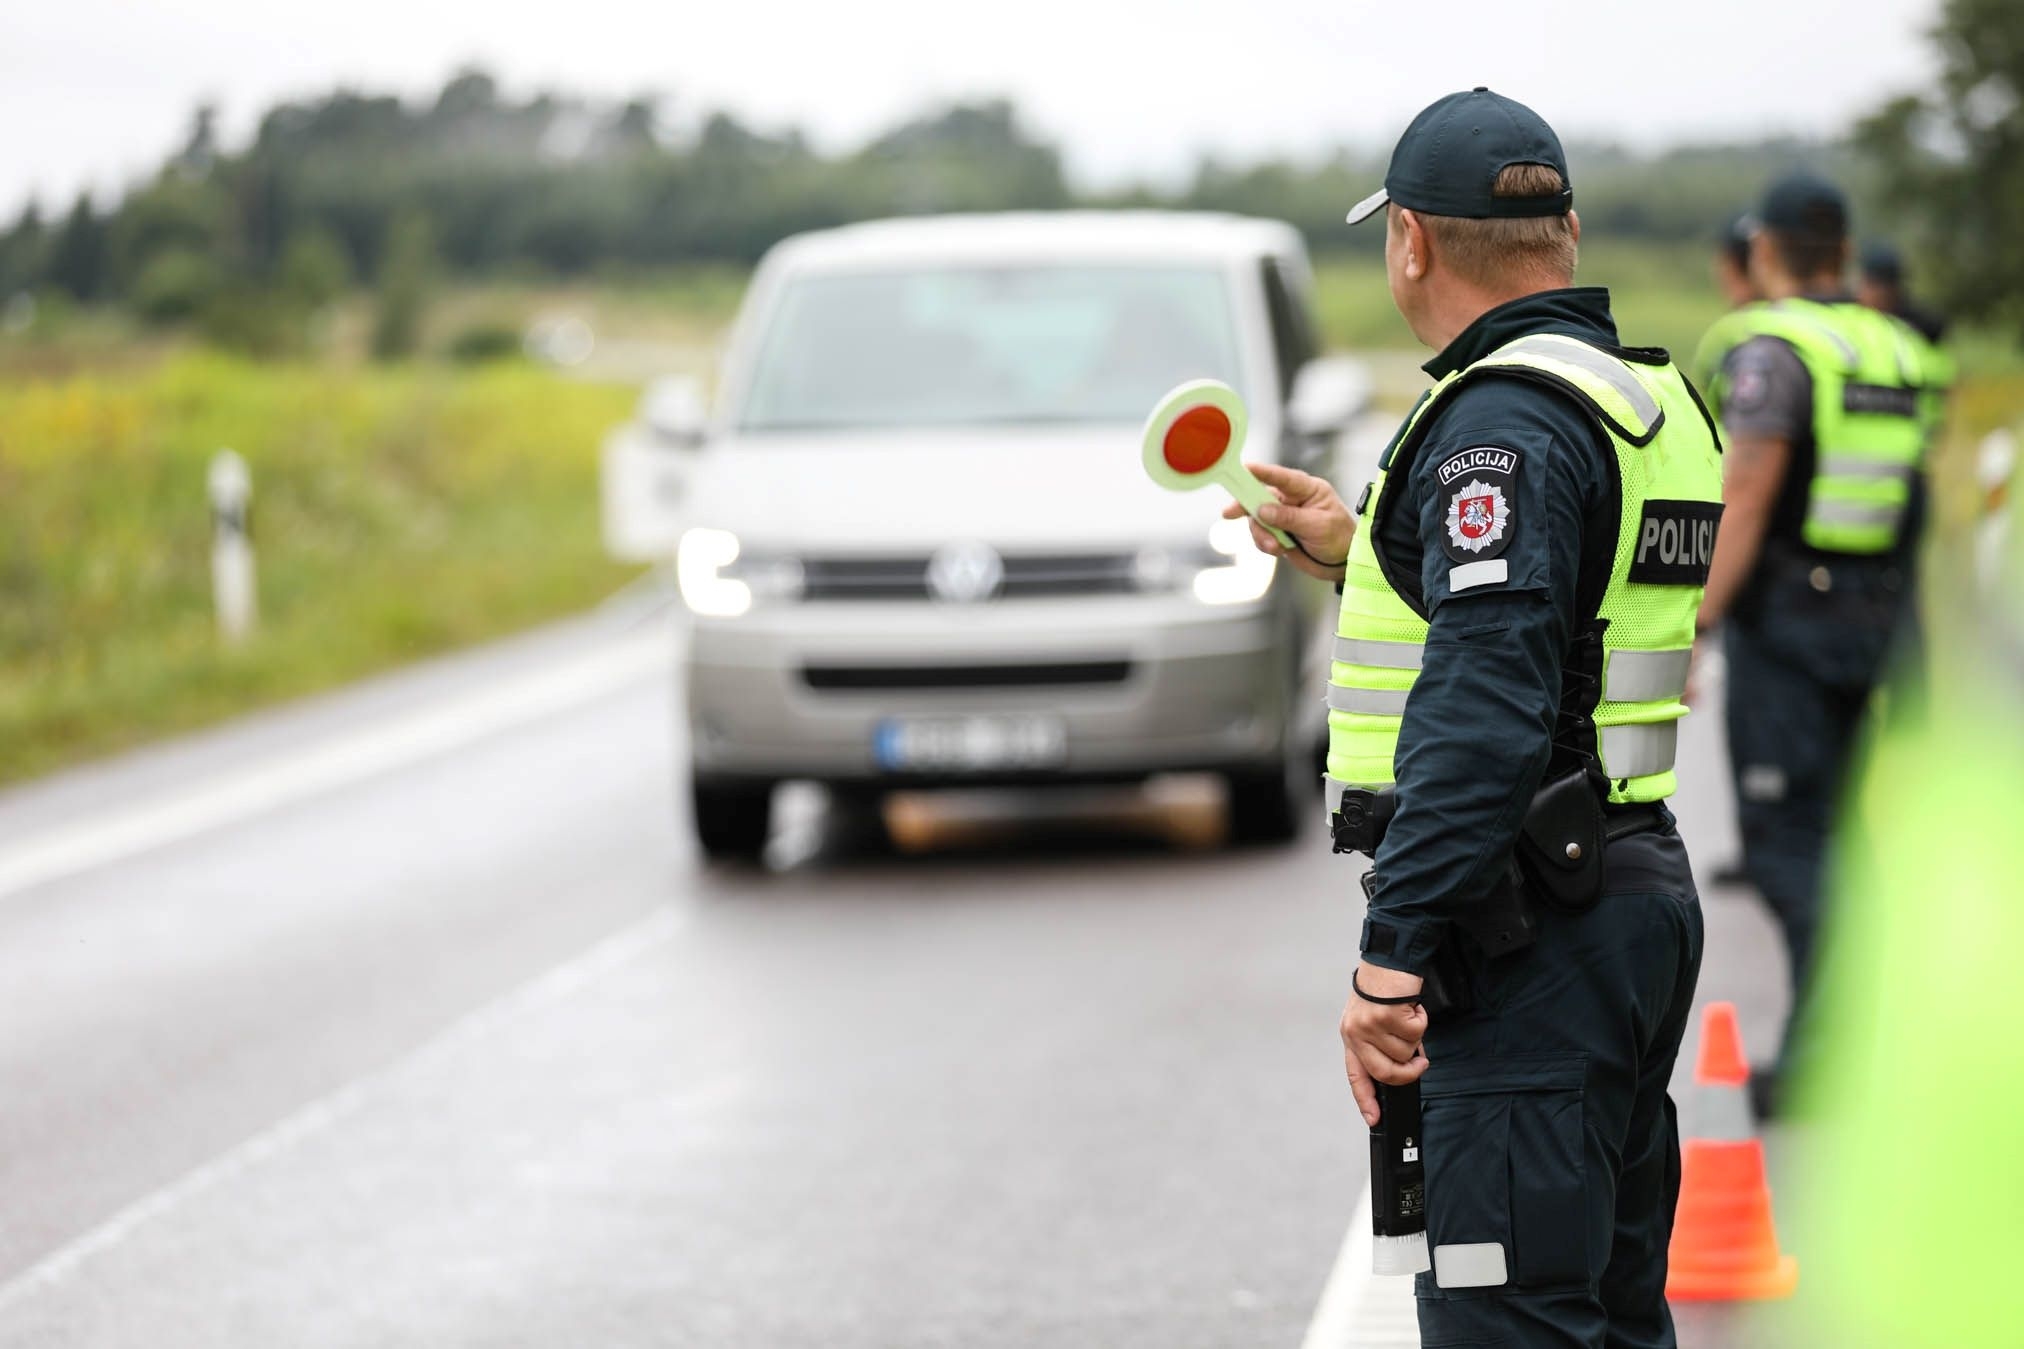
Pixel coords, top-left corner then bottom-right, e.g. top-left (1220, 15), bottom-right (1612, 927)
top-left (1414, 828), bottom-right (1704, 1349)
top-left (1722, 551), bottom-right (1903, 1074)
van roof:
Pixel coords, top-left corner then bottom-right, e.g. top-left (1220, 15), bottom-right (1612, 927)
top-left (765, 211), bottom-right (1309, 271)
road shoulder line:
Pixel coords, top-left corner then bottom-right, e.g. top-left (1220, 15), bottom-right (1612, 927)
top-left (1301, 1183), bottom-right (1422, 1348)
top-left (0, 628), bottom-right (669, 902)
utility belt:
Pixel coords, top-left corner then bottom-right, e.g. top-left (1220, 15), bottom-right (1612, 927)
top-left (1731, 541), bottom-right (1913, 637)
top-left (1767, 537), bottom-right (1909, 585)
top-left (1333, 768), bottom-right (1667, 970)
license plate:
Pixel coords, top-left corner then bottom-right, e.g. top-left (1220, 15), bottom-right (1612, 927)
top-left (873, 715), bottom-right (1067, 771)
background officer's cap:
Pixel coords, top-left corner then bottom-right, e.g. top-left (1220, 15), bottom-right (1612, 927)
top-left (1346, 87), bottom-right (1573, 226)
top-left (1721, 212), bottom-right (1753, 268)
top-left (1748, 171), bottom-right (1849, 242)
top-left (1860, 240), bottom-right (1905, 284)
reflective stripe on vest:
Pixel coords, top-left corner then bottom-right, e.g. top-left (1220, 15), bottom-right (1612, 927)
top-left (1818, 455), bottom-right (1918, 483)
top-left (1812, 500), bottom-right (1906, 530)
top-left (1600, 722), bottom-right (1677, 780)
top-left (1326, 332), bottom-right (1722, 809)
top-left (1601, 647), bottom-right (1694, 703)
top-left (1327, 685), bottom-right (1410, 716)
top-left (1331, 635), bottom-right (1424, 669)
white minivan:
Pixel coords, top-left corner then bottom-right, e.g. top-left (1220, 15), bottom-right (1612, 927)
top-left (608, 212), bottom-right (1370, 860)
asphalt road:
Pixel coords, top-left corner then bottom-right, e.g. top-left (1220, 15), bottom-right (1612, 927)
top-left (0, 599), bottom-right (1792, 1348)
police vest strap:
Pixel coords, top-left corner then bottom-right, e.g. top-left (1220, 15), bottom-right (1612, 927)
top-left (1327, 685), bottom-right (1410, 716)
top-left (1472, 333), bottom-right (1665, 443)
top-left (1332, 635), bottom-right (1425, 670)
top-left (1600, 647), bottom-right (1693, 703)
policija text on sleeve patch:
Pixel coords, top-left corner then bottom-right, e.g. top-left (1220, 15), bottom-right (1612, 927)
top-left (1436, 446), bottom-right (1519, 591)
top-left (1628, 499), bottom-right (1723, 585)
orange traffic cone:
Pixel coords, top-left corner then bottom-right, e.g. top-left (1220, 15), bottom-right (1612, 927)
top-left (1665, 1002), bottom-right (1799, 1301)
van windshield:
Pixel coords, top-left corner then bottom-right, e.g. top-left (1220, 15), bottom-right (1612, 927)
top-left (736, 265), bottom-right (1243, 430)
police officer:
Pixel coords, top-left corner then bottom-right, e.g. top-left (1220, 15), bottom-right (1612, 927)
top-left (1855, 241), bottom-right (1948, 346)
top-left (1857, 239), bottom-right (1956, 449)
top-left (1693, 173), bottom-right (1937, 1117)
top-left (1713, 212), bottom-right (1760, 310)
top-left (1693, 212), bottom-right (1764, 393)
top-left (1229, 89), bottom-right (1720, 1346)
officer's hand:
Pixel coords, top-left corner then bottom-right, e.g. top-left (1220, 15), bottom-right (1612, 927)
top-left (1220, 462), bottom-right (1352, 582)
top-left (1340, 961), bottom-right (1430, 1128)
top-left (1684, 634), bottom-right (1720, 708)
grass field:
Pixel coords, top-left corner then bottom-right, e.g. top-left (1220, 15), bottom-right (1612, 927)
top-left (0, 352), bottom-right (637, 785)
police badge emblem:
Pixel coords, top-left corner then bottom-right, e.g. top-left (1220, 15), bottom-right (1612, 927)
top-left (1446, 480), bottom-right (1510, 554)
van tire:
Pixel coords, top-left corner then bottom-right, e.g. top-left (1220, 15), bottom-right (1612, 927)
top-left (691, 774), bottom-right (774, 862)
top-left (1224, 759), bottom-right (1303, 846)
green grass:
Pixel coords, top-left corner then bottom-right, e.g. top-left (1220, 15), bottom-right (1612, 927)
top-left (0, 352), bottom-right (638, 784)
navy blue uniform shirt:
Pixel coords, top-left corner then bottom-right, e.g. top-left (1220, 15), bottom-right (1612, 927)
top-left (1361, 287), bottom-right (1627, 975)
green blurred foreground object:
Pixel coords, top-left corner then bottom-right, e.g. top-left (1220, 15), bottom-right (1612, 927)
top-left (1798, 556), bottom-right (2024, 1343)
top-left (0, 352), bottom-right (635, 783)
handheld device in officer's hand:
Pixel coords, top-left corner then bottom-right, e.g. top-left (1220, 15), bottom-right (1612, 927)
top-left (1141, 379), bottom-right (1296, 548)
top-left (1370, 1079), bottom-right (1431, 1275)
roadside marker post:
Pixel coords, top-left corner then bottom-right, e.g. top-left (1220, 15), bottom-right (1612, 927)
top-left (1140, 379), bottom-right (1295, 548)
top-left (209, 449), bottom-right (257, 645)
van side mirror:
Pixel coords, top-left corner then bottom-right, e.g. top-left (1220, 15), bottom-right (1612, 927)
top-left (1288, 356), bottom-right (1371, 437)
top-left (642, 375), bottom-right (708, 448)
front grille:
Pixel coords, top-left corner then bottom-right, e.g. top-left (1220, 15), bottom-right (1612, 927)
top-left (800, 557), bottom-right (931, 600)
top-left (801, 661), bottom-right (1133, 691)
top-left (800, 552), bottom-right (1140, 601)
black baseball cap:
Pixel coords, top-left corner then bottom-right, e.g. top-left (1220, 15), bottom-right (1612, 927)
top-left (1860, 241), bottom-right (1905, 284)
top-left (1751, 171), bottom-right (1848, 240)
top-left (1346, 88), bottom-right (1572, 225)
top-left (1720, 211), bottom-right (1753, 268)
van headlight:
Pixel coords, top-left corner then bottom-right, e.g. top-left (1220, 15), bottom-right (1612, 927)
top-left (1191, 516), bottom-right (1277, 605)
top-left (677, 529), bottom-right (805, 617)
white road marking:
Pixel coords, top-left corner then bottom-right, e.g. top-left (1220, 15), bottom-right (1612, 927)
top-left (0, 906), bottom-right (690, 1314)
top-left (0, 628), bottom-right (671, 902)
top-left (1300, 1183), bottom-right (1423, 1349)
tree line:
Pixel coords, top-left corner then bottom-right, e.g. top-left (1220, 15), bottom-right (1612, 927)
top-left (0, 0), bottom-right (2014, 354)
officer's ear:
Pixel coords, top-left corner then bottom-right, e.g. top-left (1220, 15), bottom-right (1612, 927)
top-left (1395, 208), bottom-right (1431, 283)
top-left (1568, 209), bottom-right (1582, 246)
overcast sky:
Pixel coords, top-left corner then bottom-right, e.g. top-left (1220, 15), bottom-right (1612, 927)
top-left (0, 0), bottom-right (1944, 217)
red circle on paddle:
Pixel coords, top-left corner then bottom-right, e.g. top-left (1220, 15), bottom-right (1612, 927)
top-left (1162, 405), bottom-right (1231, 474)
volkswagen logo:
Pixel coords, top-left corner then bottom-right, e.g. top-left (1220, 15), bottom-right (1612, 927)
top-left (926, 542), bottom-right (1004, 604)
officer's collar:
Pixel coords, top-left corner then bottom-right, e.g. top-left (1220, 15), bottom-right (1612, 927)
top-left (1424, 286), bottom-right (1620, 380)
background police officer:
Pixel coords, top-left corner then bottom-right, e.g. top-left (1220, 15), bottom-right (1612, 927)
top-left (1713, 211), bottom-right (1759, 310)
top-left (1230, 89), bottom-right (1719, 1346)
top-left (1694, 212), bottom-right (1765, 394)
top-left (1693, 173), bottom-right (1936, 1116)
top-left (1856, 240), bottom-right (1949, 346)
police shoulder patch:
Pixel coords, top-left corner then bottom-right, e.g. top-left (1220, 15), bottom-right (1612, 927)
top-left (1727, 363), bottom-right (1769, 412)
top-left (1435, 446), bottom-right (1520, 566)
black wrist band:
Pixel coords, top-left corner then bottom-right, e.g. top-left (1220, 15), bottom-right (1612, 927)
top-left (1352, 970), bottom-right (1423, 1005)
top-left (1291, 538), bottom-right (1348, 570)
